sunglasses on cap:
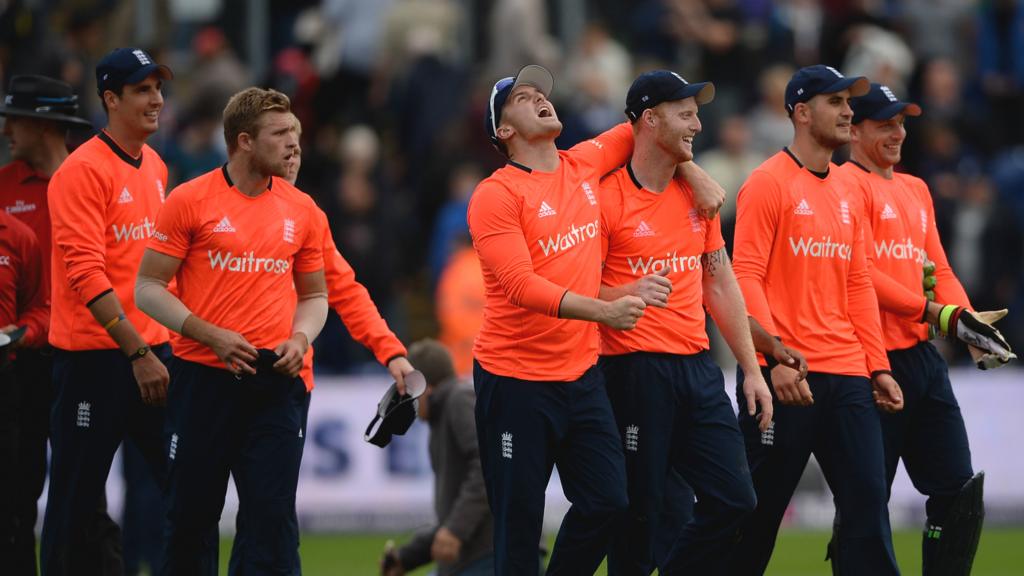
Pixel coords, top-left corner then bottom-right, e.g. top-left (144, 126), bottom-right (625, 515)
top-left (364, 370), bottom-right (428, 448)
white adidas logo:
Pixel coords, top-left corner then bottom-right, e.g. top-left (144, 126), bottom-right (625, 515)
top-left (213, 216), bottom-right (236, 233)
top-left (117, 187), bottom-right (133, 204)
top-left (794, 199), bottom-right (813, 216)
top-left (633, 220), bottom-right (655, 238)
top-left (880, 204), bottom-right (898, 220)
top-left (538, 201), bottom-right (557, 218)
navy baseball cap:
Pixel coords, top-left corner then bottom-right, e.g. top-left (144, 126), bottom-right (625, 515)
top-left (851, 83), bottom-right (922, 124)
top-left (625, 70), bottom-right (714, 121)
top-left (486, 64), bottom-right (554, 146)
top-left (96, 47), bottom-right (173, 97)
top-left (784, 65), bottom-right (868, 114)
top-left (364, 370), bottom-right (428, 448)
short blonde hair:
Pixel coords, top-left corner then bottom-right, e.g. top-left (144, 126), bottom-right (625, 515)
top-left (223, 87), bottom-right (291, 153)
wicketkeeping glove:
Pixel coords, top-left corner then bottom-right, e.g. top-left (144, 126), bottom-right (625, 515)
top-left (966, 309), bottom-right (1017, 370)
top-left (938, 305), bottom-right (1016, 365)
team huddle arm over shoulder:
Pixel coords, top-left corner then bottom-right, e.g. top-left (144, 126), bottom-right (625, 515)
top-left (569, 122), bottom-right (634, 175)
top-left (468, 181), bottom-right (567, 316)
top-left (49, 163), bottom-right (115, 304)
top-left (847, 222), bottom-right (891, 373)
top-left (732, 170), bottom-right (780, 335)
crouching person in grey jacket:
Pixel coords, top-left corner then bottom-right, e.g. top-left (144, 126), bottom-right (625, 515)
top-left (382, 339), bottom-right (495, 576)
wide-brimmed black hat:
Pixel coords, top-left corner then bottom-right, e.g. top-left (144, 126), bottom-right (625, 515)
top-left (0, 75), bottom-right (92, 127)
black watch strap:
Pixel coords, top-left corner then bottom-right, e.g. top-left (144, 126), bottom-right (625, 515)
top-left (128, 345), bottom-right (151, 363)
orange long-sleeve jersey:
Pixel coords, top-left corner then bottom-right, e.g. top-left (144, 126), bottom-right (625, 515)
top-left (467, 123), bottom-right (633, 381)
top-left (837, 161), bottom-right (971, 350)
top-left (0, 211), bottom-right (48, 347)
top-left (298, 207), bottom-right (408, 387)
top-left (599, 164), bottom-right (724, 356)
top-left (733, 149), bottom-right (889, 377)
top-left (149, 166), bottom-right (323, 389)
top-left (48, 132), bottom-right (170, 350)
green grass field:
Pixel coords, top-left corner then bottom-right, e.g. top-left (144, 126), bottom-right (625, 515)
top-left (216, 528), bottom-right (1024, 575)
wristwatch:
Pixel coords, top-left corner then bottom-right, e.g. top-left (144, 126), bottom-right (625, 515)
top-left (128, 345), bottom-right (151, 363)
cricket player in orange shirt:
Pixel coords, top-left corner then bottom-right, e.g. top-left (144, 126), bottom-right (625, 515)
top-left (469, 65), bottom-right (724, 575)
top-left (597, 70), bottom-right (773, 575)
top-left (41, 47), bottom-right (173, 576)
top-left (283, 114), bottom-right (413, 391)
top-left (135, 88), bottom-right (327, 574)
top-left (729, 65), bottom-right (904, 575)
top-left (829, 83), bottom-right (1014, 574)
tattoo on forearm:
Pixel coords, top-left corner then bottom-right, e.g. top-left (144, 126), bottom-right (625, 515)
top-left (701, 247), bottom-right (726, 276)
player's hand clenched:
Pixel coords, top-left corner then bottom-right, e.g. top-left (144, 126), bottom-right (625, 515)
top-left (770, 362), bottom-right (813, 406)
top-left (208, 327), bottom-right (258, 375)
top-left (631, 267), bottom-right (672, 308)
top-left (693, 181), bottom-right (725, 219)
top-left (871, 372), bottom-right (903, 412)
top-left (132, 352), bottom-right (169, 406)
top-left (273, 333), bottom-right (308, 377)
top-left (602, 295), bottom-right (646, 330)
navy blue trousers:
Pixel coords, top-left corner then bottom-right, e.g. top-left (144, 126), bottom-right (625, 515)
top-left (41, 345), bottom-right (171, 576)
top-left (159, 357), bottom-right (310, 576)
top-left (731, 370), bottom-right (899, 575)
top-left (601, 351), bottom-right (756, 576)
top-left (473, 362), bottom-right (628, 576)
top-left (884, 342), bottom-right (973, 524)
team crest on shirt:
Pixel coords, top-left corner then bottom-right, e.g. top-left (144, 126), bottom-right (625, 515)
top-left (840, 200), bottom-right (850, 224)
top-left (687, 209), bottom-right (702, 232)
top-left (880, 204), bottom-right (898, 220)
top-left (794, 198), bottom-right (813, 216)
top-left (283, 219), bottom-right (296, 243)
top-left (920, 209), bottom-right (928, 233)
top-left (581, 182), bottom-right (597, 206)
top-left (156, 179), bottom-right (165, 203)
top-left (633, 220), bottom-right (656, 238)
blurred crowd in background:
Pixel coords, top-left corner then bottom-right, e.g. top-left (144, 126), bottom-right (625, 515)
top-left (2, 0), bottom-right (1023, 375)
